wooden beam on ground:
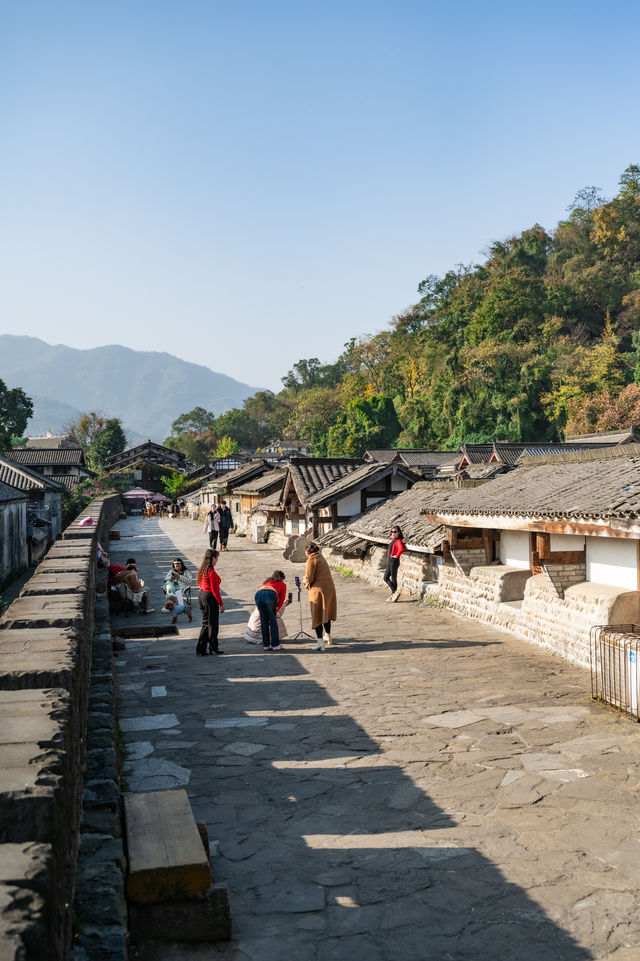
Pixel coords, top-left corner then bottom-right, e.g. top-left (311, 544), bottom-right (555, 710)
top-left (125, 790), bottom-right (212, 904)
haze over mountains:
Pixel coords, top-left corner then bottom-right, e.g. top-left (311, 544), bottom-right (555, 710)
top-left (0, 336), bottom-right (259, 444)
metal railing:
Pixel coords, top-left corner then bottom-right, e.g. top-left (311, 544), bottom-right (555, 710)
top-left (590, 624), bottom-right (640, 720)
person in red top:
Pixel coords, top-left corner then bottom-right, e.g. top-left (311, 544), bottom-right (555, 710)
top-left (254, 570), bottom-right (291, 651)
top-left (384, 525), bottom-right (405, 603)
top-left (196, 549), bottom-right (225, 656)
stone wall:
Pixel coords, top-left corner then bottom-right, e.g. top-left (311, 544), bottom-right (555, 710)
top-left (429, 560), bottom-right (639, 670)
top-left (538, 561), bottom-right (587, 598)
top-left (0, 493), bottom-right (122, 960)
top-left (322, 540), bottom-right (638, 671)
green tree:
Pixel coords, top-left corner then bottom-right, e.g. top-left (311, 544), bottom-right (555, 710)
top-left (0, 380), bottom-right (33, 451)
top-left (169, 407), bottom-right (216, 436)
top-left (161, 470), bottom-right (186, 499)
top-left (327, 395), bottom-right (400, 456)
top-left (87, 419), bottom-right (127, 472)
top-left (216, 436), bottom-right (240, 457)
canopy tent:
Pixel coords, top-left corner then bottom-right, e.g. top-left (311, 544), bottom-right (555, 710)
top-left (151, 492), bottom-right (172, 503)
top-left (122, 487), bottom-right (153, 499)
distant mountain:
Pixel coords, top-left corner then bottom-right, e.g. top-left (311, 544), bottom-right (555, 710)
top-left (0, 336), bottom-right (260, 443)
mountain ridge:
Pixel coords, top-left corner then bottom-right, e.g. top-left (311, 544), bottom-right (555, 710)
top-left (0, 335), bottom-right (260, 443)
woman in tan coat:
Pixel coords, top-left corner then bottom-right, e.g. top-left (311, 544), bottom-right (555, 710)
top-left (303, 542), bottom-right (337, 651)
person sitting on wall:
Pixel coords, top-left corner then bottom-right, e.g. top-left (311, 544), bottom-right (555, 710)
top-left (115, 560), bottom-right (154, 614)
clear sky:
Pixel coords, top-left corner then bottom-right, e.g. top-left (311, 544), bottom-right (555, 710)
top-left (2, 0), bottom-right (640, 393)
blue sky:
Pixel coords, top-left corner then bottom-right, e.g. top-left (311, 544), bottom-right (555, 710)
top-left (2, 0), bottom-right (640, 393)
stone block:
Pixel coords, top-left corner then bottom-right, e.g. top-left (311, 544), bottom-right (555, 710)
top-left (20, 572), bottom-right (87, 596)
top-left (0, 627), bottom-right (83, 694)
top-left (128, 883), bottom-right (232, 943)
top-left (0, 594), bottom-right (86, 631)
top-left (0, 884), bottom-right (48, 961)
top-left (125, 790), bottom-right (212, 904)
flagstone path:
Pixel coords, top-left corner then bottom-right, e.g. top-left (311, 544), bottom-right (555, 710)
top-left (111, 515), bottom-right (640, 961)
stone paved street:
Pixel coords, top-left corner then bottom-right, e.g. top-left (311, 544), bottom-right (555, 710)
top-left (111, 515), bottom-right (640, 960)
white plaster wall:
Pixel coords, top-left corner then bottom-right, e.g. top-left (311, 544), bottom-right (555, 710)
top-left (550, 533), bottom-right (585, 551)
top-left (499, 531), bottom-right (530, 569)
top-left (586, 536), bottom-right (638, 591)
top-left (391, 476), bottom-right (410, 492)
top-left (337, 491), bottom-right (362, 516)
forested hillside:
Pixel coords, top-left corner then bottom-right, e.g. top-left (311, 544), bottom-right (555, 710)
top-left (169, 165), bottom-right (640, 461)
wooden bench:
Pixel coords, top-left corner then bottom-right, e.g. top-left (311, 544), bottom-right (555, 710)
top-left (125, 789), bottom-right (231, 943)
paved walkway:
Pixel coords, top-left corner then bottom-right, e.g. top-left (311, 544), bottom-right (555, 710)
top-left (111, 516), bottom-right (640, 961)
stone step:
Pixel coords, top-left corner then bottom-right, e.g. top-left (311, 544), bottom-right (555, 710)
top-left (125, 789), bottom-right (212, 904)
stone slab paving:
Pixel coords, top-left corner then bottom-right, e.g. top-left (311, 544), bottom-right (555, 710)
top-left (113, 516), bottom-right (640, 961)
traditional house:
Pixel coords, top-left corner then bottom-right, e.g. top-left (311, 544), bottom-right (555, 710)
top-left (322, 447), bottom-right (640, 670)
top-left (0, 455), bottom-right (64, 545)
top-left (107, 441), bottom-right (187, 474)
top-left (281, 457), bottom-right (419, 539)
top-left (0, 481), bottom-right (29, 588)
top-left (198, 460), bottom-right (272, 513)
top-left (231, 470), bottom-right (287, 533)
top-left (6, 446), bottom-right (91, 490)
top-left (364, 449), bottom-right (462, 479)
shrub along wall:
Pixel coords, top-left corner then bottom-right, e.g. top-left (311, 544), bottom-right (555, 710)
top-left (0, 494), bottom-right (121, 961)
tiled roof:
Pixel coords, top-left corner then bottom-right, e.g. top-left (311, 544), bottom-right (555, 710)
top-left (24, 435), bottom-right (74, 449)
top-left (365, 449), bottom-right (460, 467)
top-left (565, 427), bottom-right (637, 445)
top-left (321, 482), bottom-right (446, 551)
top-left (107, 441), bottom-right (186, 466)
top-left (419, 448), bottom-right (640, 522)
top-left (286, 457), bottom-right (363, 505)
top-left (253, 489), bottom-right (285, 512)
top-left (0, 455), bottom-right (65, 493)
top-left (233, 470), bottom-right (286, 495)
top-left (0, 479), bottom-right (28, 503)
top-left (306, 461), bottom-right (419, 509)
top-left (6, 447), bottom-right (86, 467)
top-left (49, 473), bottom-right (84, 491)
top-left (214, 460), bottom-right (270, 489)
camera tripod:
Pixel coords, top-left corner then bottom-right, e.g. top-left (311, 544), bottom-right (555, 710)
top-left (291, 582), bottom-right (314, 640)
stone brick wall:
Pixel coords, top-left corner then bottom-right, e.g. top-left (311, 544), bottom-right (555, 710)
top-left (0, 493), bottom-right (122, 961)
top-left (538, 561), bottom-right (587, 598)
top-left (319, 541), bottom-right (640, 672)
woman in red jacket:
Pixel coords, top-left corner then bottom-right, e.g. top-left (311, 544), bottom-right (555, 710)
top-left (196, 549), bottom-right (225, 656)
top-left (254, 570), bottom-right (291, 651)
top-left (384, 525), bottom-right (405, 603)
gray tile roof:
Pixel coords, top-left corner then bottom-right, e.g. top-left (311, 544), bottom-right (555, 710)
top-left (0, 455), bottom-right (65, 493)
top-left (233, 470), bottom-right (286, 496)
top-left (6, 446), bottom-right (86, 467)
top-left (0, 479), bottom-right (28, 503)
top-left (306, 461), bottom-right (419, 509)
top-left (420, 448), bottom-right (640, 522)
top-left (365, 449), bottom-right (460, 467)
top-left (322, 482), bottom-right (446, 551)
top-left (287, 458), bottom-right (363, 505)
top-left (217, 460), bottom-right (271, 488)
top-left (565, 427), bottom-right (638, 445)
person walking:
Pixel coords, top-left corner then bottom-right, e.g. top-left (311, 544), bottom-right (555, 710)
top-left (384, 525), bottom-right (405, 602)
top-left (203, 504), bottom-right (220, 550)
top-left (254, 570), bottom-right (291, 651)
top-left (303, 542), bottom-right (337, 651)
top-left (218, 500), bottom-right (233, 551)
top-left (196, 549), bottom-right (224, 656)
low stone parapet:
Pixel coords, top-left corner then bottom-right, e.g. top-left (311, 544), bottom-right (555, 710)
top-left (0, 842), bottom-right (52, 961)
top-left (0, 494), bottom-right (123, 960)
top-left (0, 689), bottom-right (71, 960)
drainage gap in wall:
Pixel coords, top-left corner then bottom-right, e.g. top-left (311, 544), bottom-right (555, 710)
top-left (113, 625), bottom-right (180, 639)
